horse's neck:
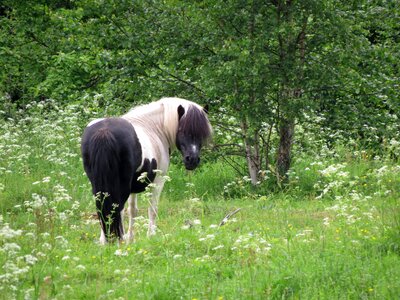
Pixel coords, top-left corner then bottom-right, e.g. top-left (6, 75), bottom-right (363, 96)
top-left (123, 102), bottom-right (177, 149)
top-left (129, 102), bottom-right (164, 120)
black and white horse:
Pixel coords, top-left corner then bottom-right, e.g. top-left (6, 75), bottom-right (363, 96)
top-left (81, 97), bottom-right (212, 244)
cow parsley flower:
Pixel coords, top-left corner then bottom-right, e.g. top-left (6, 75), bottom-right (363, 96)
top-left (0, 224), bottom-right (22, 239)
top-left (24, 255), bottom-right (38, 266)
top-left (114, 249), bottom-right (128, 256)
top-left (76, 265), bottom-right (86, 271)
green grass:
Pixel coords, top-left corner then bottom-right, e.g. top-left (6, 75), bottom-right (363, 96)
top-left (1, 103), bottom-right (400, 299)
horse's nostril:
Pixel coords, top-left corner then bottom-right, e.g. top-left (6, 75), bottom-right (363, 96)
top-left (184, 156), bottom-right (200, 166)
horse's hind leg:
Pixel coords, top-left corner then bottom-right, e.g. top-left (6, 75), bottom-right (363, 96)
top-left (124, 193), bottom-right (138, 242)
top-left (99, 228), bottom-right (107, 245)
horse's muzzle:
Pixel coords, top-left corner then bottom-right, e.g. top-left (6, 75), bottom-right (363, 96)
top-left (184, 155), bottom-right (200, 170)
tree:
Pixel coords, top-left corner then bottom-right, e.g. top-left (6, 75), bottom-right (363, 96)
top-left (1, 0), bottom-right (399, 186)
top-left (176, 0), bottom-right (400, 183)
top-left (146, 0), bottom-right (349, 184)
top-left (312, 0), bottom-right (400, 153)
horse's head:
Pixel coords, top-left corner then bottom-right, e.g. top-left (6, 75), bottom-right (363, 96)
top-left (176, 104), bottom-right (211, 170)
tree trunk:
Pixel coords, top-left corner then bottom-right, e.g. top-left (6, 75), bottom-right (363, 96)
top-left (241, 120), bottom-right (260, 185)
top-left (274, 2), bottom-right (307, 184)
top-left (245, 143), bottom-right (260, 185)
top-left (276, 118), bottom-right (295, 182)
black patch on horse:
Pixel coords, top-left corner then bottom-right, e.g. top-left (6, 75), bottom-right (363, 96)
top-left (131, 158), bottom-right (158, 193)
top-left (81, 117), bottom-right (142, 241)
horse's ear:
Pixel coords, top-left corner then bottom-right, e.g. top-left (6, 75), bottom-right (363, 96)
top-left (203, 104), bottom-right (209, 114)
top-left (178, 105), bottom-right (185, 120)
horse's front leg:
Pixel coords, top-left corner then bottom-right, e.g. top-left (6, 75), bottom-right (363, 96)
top-left (124, 194), bottom-right (138, 243)
top-left (148, 178), bottom-right (165, 237)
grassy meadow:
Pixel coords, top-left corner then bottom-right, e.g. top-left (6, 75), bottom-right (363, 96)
top-left (0, 101), bottom-right (399, 299)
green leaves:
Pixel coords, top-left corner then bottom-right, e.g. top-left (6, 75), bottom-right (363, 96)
top-left (1, 0), bottom-right (399, 183)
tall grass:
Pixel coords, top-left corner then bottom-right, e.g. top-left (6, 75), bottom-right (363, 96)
top-left (0, 101), bottom-right (399, 299)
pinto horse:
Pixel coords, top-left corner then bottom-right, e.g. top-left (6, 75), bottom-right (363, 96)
top-left (81, 97), bottom-right (212, 244)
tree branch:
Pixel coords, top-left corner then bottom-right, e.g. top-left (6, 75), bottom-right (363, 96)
top-left (219, 208), bottom-right (241, 227)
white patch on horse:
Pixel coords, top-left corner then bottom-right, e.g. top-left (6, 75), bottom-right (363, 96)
top-left (87, 118), bottom-right (105, 127)
top-left (132, 126), bottom-right (159, 171)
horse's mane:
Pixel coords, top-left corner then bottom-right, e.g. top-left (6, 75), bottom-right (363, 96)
top-left (178, 103), bottom-right (212, 144)
top-left (123, 97), bottom-right (212, 147)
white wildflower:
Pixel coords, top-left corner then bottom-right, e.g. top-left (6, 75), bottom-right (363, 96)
top-left (24, 288), bottom-right (34, 300)
top-left (199, 234), bottom-right (217, 243)
top-left (42, 243), bottom-right (52, 250)
top-left (42, 177), bottom-right (51, 183)
top-left (0, 224), bottom-right (22, 239)
top-left (153, 169), bottom-right (164, 175)
top-left (195, 255), bottom-right (211, 262)
top-left (212, 245), bottom-right (224, 251)
top-left (58, 212), bottom-right (67, 221)
top-left (114, 249), bottom-right (128, 256)
top-left (25, 232), bottom-right (35, 238)
top-left (2, 243), bottom-right (21, 255)
top-left (375, 165), bottom-right (388, 177)
top-left (137, 172), bottom-right (148, 183)
top-left (76, 265), bottom-right (86, 271)
top-left (55, 236), bottom-right (69, 248)
top-left (24, 255), bottom-right (38, 266)
top-left (114, 269), bottom-right (122, 275)
top-left (193, 219), bottom-right (201, 225)
top-left (319, 163), bottom-right (346, 177)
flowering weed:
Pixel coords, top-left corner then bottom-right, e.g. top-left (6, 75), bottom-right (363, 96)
top-left (0, 102), bottom-right (399, 299)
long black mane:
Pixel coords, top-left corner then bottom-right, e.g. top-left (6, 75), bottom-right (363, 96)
top-left (179, 105), bottom-right (212, 144)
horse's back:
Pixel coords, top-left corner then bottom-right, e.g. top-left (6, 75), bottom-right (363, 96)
top-left (82, 117), bottom-right (138, 155)
top-left (81, 118), bottom-right (142, 181)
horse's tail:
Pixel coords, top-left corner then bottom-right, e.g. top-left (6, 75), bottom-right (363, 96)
top-left (85, 127), bottom-right (124, 241)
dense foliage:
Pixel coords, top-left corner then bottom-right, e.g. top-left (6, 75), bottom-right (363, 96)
top-left (1, 0), bottom-right (399, 182)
